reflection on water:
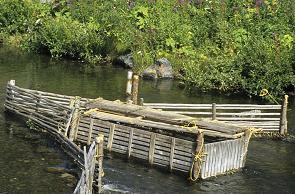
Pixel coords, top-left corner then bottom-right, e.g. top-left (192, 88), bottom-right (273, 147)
top-left (0, 45), bottom-right (294, 193)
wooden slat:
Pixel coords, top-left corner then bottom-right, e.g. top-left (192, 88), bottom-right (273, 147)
top-left (217, 117), bottom-right (280, 121)
top-left (107, 124), bottom-right (115, 151)
top-left (149, 133), bottom-right (156, 165)
top-left (87, 118), bottom-right (94, 145)
top-left (128, 128), bottom-right (134, 158)
top-left (169, 137), bottom-right (175, 171)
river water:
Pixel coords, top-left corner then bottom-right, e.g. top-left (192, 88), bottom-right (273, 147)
top-left (0, 46), bottom-right (294, 193)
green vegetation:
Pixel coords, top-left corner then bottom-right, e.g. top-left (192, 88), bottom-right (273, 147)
top-left (0, 0), bottom-right (294, 99)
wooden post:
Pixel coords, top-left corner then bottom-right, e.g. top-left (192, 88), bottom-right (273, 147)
top-left (69, 98), bottom-right (80, 141)
top-left (131, 75), bottom-right (139, 105)
top-left (35, 95), bottom-right (41, 112)
top-left (95, 135), bottom-right (104, 194)
top-left (212, 103), bottom-right (216, 120)
top-left (279, 95), bottom-right (288, 135)
top-left (126, 71), bottom-right (133, 102)
top-left (107, 124), bottom-right (115, 152)
top-left (242, 129), bottom-right (252, 166)
top-left (9, 80), bottom-right (15, 86)
top-left (192, 131), bottom-right (204, 180)
top-left (8, 80), bottom-right (15, 99)
top-left (148, 133), bottom-right (156, 165)
top-left (87, 118), bottom-right (94, 145)
top-left (139, 98), bottom-right (144, 106)
top-left (127, 128), bottom-right (134, 158)
top-left (169, 137), bottom-right (175, 172)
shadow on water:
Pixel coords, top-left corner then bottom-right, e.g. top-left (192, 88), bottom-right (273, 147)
top-left (0, 45), bottom-right (294, 193)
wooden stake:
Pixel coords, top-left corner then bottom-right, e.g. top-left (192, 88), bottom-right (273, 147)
top-left (95, 135), bottom-right (104, 194)
top-left (212, 103), bottom-right (216, 120)
top-left (127, 128), bottom-right (134, 158)
top-left (169, 137), bottom-right (176, 172)
top-left (192, 131), bottom-right (204, 180)
top-left (148, 133), bottom-right (156, 165)
top-left (8, 80), bottom-right (15, 99)
top-left (69, 98), bottom-right (80, 141)
top-left (107, 124), bottom-right (115, 152)
top-left (126, 71), bottom-right (133, 102)
top-left (139, 98), bottom-right (144, 106)
top-left (87, 118), bottom-right (94, 145)
top-left (131, 75), bottom-right (139, 105)
top-left (279, 95), bottom-right (288, 135)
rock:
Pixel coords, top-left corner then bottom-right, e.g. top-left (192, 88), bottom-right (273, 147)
top-left (46, 166), bottom-right (78, 175)
top-left (35, 145), bottom-right (54, 154)
top-left (60, 173), bottom-right (76, 183)
top-left (24, 133), bottom-right (40, 141)
top-left (142, 58), bottom-right (173, 79)
top-left (46, 166), bottom-right (68, 174)
top-left (116, 54), bottom-right (134, 68)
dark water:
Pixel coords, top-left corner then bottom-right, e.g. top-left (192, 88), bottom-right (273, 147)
top-left (0, 46), bottom-right (294, 193)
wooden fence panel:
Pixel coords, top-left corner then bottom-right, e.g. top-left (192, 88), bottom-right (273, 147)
top-left (143, 103), bottom-right (283, 133)
top-left (201, 138), bottom-right (245, 179)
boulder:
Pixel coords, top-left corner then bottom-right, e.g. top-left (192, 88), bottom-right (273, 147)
top-left (142, 58), bottom-right (173, 79)
top-left (116, 54), bottom-right (134, 69)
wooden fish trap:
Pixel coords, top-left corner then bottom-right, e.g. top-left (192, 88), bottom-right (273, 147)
top-left (4, 80), bottom-right (255, 180)
top-left (143, 98), bottom-right (289, 135)
top-left (5, 80), bottom-right (104, 193)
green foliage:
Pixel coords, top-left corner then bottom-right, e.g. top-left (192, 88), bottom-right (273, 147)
top-left (26, 12), bottom-right (103, 63)
top-left (0, 0), bottom-right (294, 99)
top-left (0, 0), bottom-right (50, 34)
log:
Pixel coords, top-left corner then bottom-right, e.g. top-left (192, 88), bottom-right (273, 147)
top-left (279, 95), bottom-right (288, 135)
top-left (131, 74), bottom-right (139, 105)
top-left (126, 71), bottom-right (133, 102)
top-left (95, 135), bottom-right (104, 194)
top-left (85, 99), bottom-right (246, 136)
top-left (192, 132), bottom-right (204, 181)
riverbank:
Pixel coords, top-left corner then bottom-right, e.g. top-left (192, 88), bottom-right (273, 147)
top-left (1, 0), bottom-right (294, 100)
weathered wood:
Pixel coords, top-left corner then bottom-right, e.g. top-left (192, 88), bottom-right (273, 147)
top-left (69, 99), bottom-right (81, 140)
top-left (85, 110), bottom-right (244, 138)
top-left (169, 137), bottom-right (176, 171)
top-left (131, 74), bottom-right (139, 105)
top-left (126, 71), bottom-right (133, 102)
top-left (144, 103), bottom-right (281, 109)
top-left (279, 95), bottom-right (289, 135)
top-left (95, 135), bottom-right (104, 194)
top-left (87, 118), bottom-right (94, 145)
top-left (85, 98), bottom-right (194, 125)
top-left (212, 103), bottom-right (216, 120)
top-left (128, 128), bottom-right (134, 158)
top-left (107, 124), bottom-right (115, 151)
top-left (148, 133), bottom-right (156, 165)
top-left (5, 80), bottom-right (254, 182)
top-left (139, 98), bottom-right (144, 106)
top-left (192, 132), bottom-right (204, 180)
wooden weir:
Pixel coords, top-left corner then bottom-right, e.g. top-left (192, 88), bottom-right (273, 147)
top-left (144, 98), bottom-right (289, 135)
top-left (5, 80), bottom-right (104, 193)
top-left (4, 80), bottom-right (256, 182)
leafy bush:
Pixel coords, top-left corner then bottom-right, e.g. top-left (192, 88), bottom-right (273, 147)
top-left (26, 12), bottom-right (103, 63)
top-left (0, 0), bottom-right (294, 99)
